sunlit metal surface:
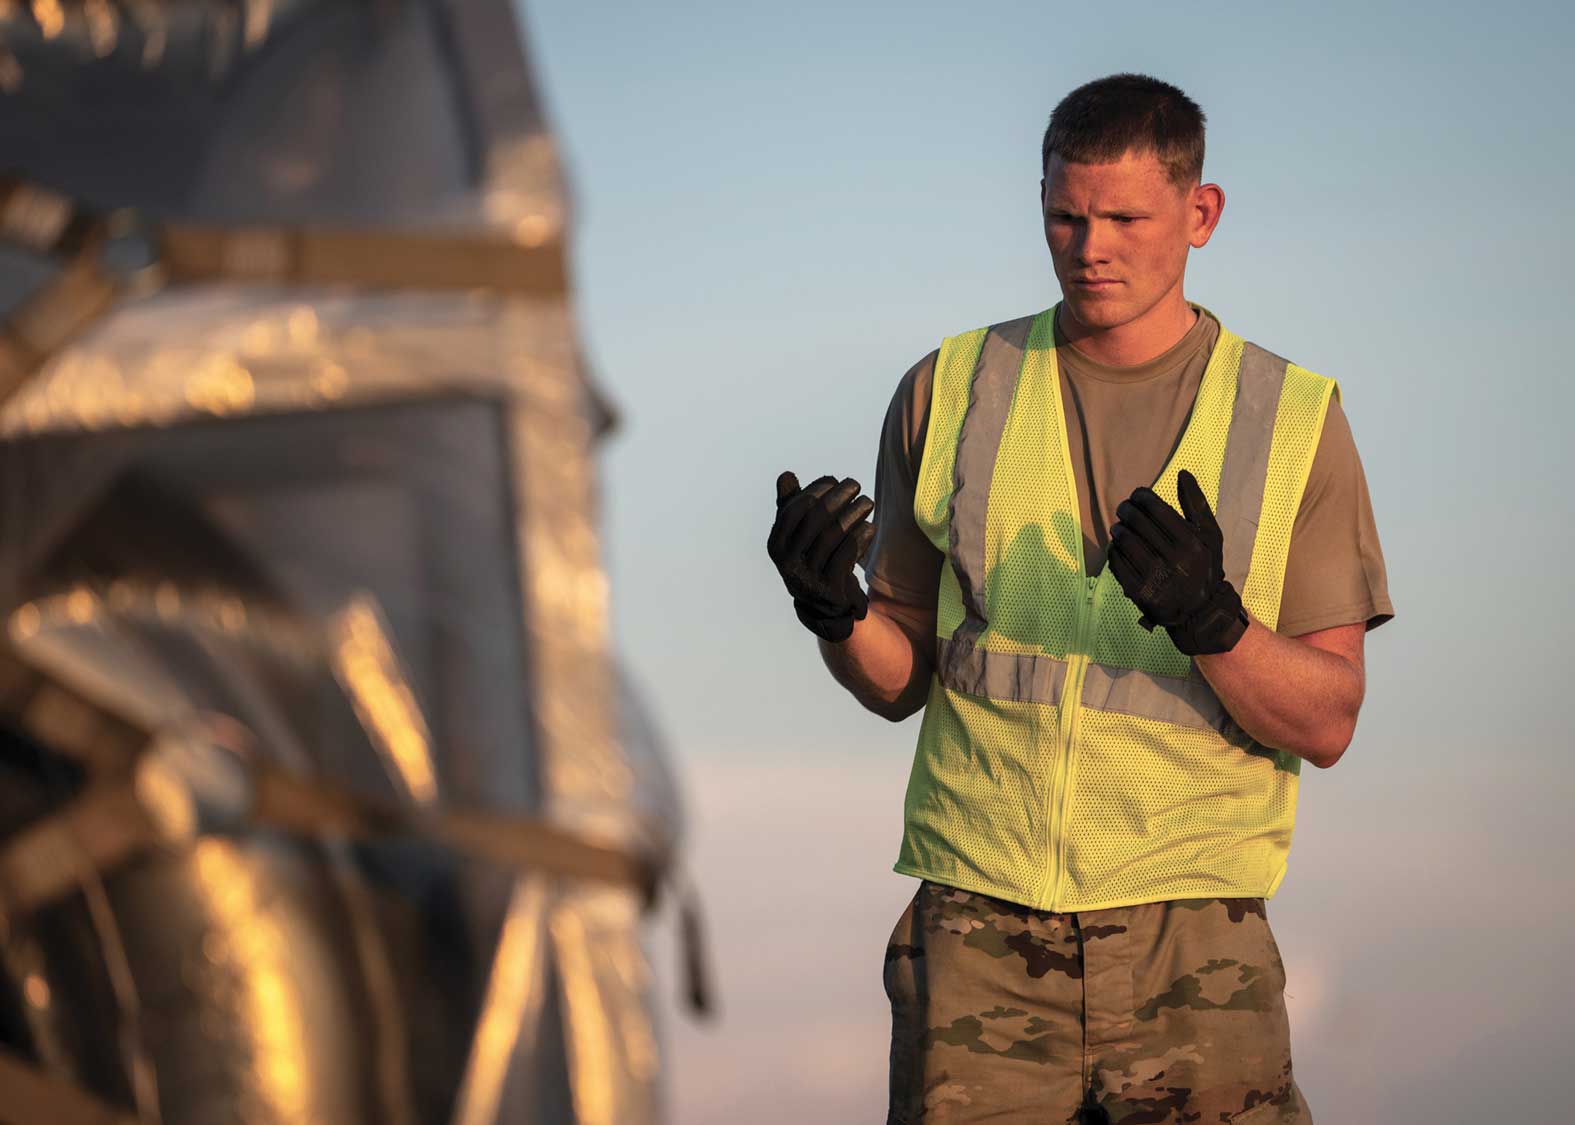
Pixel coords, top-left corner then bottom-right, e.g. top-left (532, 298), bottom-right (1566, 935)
top-left (190, 840), bottom-right (319, 1124)
top-left (450, 875), bottom-right (550, 1125)
top-left (329, 595), bottom-right (438, 806)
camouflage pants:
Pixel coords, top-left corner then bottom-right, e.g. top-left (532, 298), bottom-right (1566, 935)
top-left (883, 880), bottom-right (1313, 1124)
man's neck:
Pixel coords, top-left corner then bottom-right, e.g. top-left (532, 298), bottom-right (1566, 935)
top-left (1058, 293), bottom-right (1198, 367)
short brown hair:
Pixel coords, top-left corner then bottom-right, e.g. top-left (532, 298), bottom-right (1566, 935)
top-left (1041, 73), bottom-right (1206, 189)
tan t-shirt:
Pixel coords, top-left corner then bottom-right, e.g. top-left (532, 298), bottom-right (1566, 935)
top-left (864, 303), bottom-right (1395, 637)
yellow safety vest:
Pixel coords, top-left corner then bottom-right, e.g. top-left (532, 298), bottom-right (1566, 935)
top-left (893, 303), bottom-right (1340, 911)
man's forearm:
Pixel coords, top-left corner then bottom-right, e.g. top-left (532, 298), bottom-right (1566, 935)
top-left (1191, 610), bottom-right (1363, 768)
top-left (817, 608), bottom-right (933, 722)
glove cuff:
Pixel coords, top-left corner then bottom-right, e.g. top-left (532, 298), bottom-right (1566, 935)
top-left (1167, 581), bottom-right (1249, 656)
top-left (794, 598), bottom-right (855, 644)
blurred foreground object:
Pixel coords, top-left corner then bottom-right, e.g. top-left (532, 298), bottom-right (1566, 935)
top-left (0, 2), bottom-right (706, 1123)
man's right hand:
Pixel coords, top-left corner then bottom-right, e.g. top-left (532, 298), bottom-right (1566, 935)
top-left (767, 471), bottom-right (877, 643)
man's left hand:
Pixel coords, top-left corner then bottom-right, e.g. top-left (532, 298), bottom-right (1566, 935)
top-left (1107, 468), bottom-right (1249, 656)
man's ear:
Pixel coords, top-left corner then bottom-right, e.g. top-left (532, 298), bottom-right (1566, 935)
top-left (1189, 182), bottom-right (1225, 248)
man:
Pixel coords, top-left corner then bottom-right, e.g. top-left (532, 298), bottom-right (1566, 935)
top-left (766, 73), bottom-right (1393, 1123)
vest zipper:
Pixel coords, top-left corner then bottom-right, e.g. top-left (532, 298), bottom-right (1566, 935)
top-left (1047, 573), bottom-right (1099, 909)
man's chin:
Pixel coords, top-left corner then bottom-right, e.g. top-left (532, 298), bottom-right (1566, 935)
top-left (1060, 293), bottom-right (1128, 329)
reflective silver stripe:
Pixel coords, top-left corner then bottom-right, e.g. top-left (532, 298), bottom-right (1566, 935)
top-left (943, 312), bottom-right (1037, 660)
top-left (1215, 341), bottom-right (1290, 593)
top-left (936, 636), bottom-right (1070, 704)
top-left (933, 640), bottom-right (1242, 737)
top-left (1080, 662), bottom-right (1241, 737)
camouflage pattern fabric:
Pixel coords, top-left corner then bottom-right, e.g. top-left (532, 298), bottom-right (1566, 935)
top-left (883, 880), bottom-right (1312, 1124)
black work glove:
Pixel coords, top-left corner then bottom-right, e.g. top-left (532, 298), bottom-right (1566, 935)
top-left (767, 471), bottom-right (877, 643)
top-left (1107, 469), bottom-right (1250, 656)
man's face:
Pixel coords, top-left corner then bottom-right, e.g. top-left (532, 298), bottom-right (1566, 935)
top-left (1040, 148), bottom-right (1215, 331)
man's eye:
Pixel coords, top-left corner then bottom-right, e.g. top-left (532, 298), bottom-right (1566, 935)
top-left (1113, 216), bottom-right (1136, 224)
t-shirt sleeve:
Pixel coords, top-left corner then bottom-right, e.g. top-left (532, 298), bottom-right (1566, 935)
top-left (1276, 391), bottom-right (1396, 636)
top-left (863, 349), bottom-right (945, 606)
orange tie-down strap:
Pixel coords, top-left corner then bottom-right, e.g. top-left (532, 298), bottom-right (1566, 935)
top-left (0, 658), bottom-right (658, 908)
top-left (0, 176), bottom-right (570, 297)
top-left (156, 223), bottom-right (568, 294)
top-left (0, 174), bottom-right (570, 407)
top-left (0, 764), bottom-right (663, 919)
top-left (0, 736), bottom-right (663, 922)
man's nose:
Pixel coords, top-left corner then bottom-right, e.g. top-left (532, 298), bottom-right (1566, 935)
top-left (1073, 221), bottom-right (1112, 264)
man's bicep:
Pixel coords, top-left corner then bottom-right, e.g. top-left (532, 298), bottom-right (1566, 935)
top-left (1277, 395), bottom-right (1396, 637)
top-left (863, 350), bottom-right (941, 613)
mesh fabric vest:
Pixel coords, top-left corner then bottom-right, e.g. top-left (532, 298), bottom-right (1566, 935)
top-left (893, 303), bottom-right (1340, 911)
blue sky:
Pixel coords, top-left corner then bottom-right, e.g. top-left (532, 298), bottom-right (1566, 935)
top-left (520, 2), bottom-right (1571, 1119)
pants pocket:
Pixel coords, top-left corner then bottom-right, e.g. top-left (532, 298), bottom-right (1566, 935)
top-left (883, 888), bottom-right (924, 1125)
top-left (882, 888), bottom-right (921, 1009)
